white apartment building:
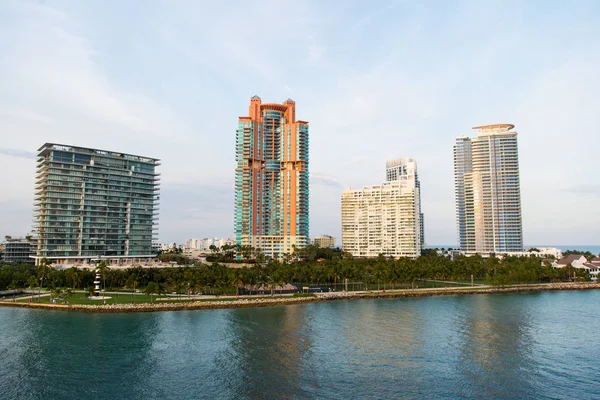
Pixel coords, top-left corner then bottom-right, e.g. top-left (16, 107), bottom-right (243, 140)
top-left (454, 124), bottom-right (523, 254)
top-left (342, 158), bottom-right (422, 258)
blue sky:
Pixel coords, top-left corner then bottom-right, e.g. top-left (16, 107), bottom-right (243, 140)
top-left (1, 0), bottom-right (599, 245)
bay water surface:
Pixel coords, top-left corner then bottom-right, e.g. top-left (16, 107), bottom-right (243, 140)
top-left (0, 290), bottom-right (598, 399)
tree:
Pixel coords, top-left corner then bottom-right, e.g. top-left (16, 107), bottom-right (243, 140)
top-left (231, 273), bottom-right (244, 298)
top-left (126, 274), bottom-right (139, 303)
top-left (50, 288), bottom-right (64, 303)
top-left (66, 267), bottom-right (82, 290)
top-left (144, 282), bottom-right (160, 303)
top-left (26, 275), bottom-right (38, 290)
top-left (37, 258), bottom-right (50, 302)
top-left (64, 288), bottom-right (73, 304)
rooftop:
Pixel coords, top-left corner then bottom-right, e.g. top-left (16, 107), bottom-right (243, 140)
top-left (472, 123), bottom-right (515, 131)
top-left (38, 143), bottom-right (160, 164)
top-left (557, 254), bottom-right (586, 265)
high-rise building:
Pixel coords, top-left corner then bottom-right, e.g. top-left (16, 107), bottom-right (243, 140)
top-left (342, 158), bottom-right (422, 258)
top-left (453, 124), bottom-right (523, 253)
top-left (235, 96), bottom-right (309, 259)
top-left (385, 157), bottom-right (425, 248)
top-left (33, 143), bottom-right (160, 264)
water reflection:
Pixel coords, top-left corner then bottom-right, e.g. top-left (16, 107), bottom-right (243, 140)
top-left (458, 294), bottom-right (537, 399)
top-left (217, 305), bottom-right (312, 399)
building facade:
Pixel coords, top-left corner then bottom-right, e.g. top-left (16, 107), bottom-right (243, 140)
top-left (33, 143), bottom-right (160, 264)
top-left (453, 124), bottom-right (523, 253)
top-left (312, 235), bottom-right (336, 249)
top-left (235, 96), bottom-right (309, 259)
top-left (1, 237), bottom-right (35, 263)
top-left (385, 157), bottom-right (425, 248)
top-left (342, 158), bottom-right (422, 258)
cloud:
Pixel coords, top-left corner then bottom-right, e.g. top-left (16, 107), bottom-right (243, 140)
top-left (0, 148), bottom-right (37, 160)
top-left (0, 107), bottom-right (52, 124)
top-left (1, 1), bottom-right (190, 141)
top-left (561, 184), bottom-right (600, 196)
top-left (310, 173), bottom-right (345, 189)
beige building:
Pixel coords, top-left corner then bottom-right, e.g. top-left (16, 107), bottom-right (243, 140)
top-left (454, 124), bottom-right (523, 253)
top-left (312, 235), bottom-right (336, 248)
top-left (341, 158), bottom-right (422, 258)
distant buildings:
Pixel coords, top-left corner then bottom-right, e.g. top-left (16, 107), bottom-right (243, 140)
top-left (548, 254), bottom-right (600, 280)
top-left (454, 124), bottom-right (523, 254)
top-left (312, 235), bottom-right (336, 249)
top-left (184, 238), bottom-right (235, 251)
top-left (33, 143), bottom-right (160, 265)
top-left (235, 96), bottom-right (309, 259)
top-left (1, 236), bottom-right (35, 263)
top-left (342, 157), bottom-right (423, 258)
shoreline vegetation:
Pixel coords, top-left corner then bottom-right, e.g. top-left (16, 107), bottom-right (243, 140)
top-left (2, 246), bottom-right (598, 313)
top-left (1, 282), bottom-right (599, 313)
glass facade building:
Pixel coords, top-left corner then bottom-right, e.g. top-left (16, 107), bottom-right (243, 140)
top-left (235, 96), bottom-right (309, 259)
top-left (33, 143), bottom-right (160, 264)
top-left (453, 125), bottom-right (523, 253)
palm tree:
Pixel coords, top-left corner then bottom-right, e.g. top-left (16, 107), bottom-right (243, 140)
top-left (231, 273), bottom-right (244, 298)
top-left (64, 289), bottom-right (73, 304)
top-left (51, 288), bottom-right (64, 303)
top-left (26, 276), bottom-right (38, 290)
top-left (37, 257), bottom-right (50, 302)
top-left (144, 282), bottom-right (159, 303)
top-left (126, 274), bottom-right (138, 303)
top-left (68, 267), bottom-right (81, 290)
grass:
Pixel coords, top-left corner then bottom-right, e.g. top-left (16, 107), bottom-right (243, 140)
top-left (16, 291), bottom-right (289, 305)
top-left (18, 292), bottom-right (183, 305)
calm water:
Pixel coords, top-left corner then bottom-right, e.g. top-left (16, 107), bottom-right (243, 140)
top-left (1, 291), bottom-right (599, 400)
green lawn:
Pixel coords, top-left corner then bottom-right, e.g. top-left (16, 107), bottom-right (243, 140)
top-left (17, 291), bottom-right (287, 305)
top-left (19, 292), bottom-right (183, 305)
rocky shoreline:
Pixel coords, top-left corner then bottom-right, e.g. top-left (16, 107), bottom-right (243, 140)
top-left (1, 282), bottom-right (598, 313)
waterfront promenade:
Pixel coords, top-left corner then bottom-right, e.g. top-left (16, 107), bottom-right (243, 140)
top-left (1, 282), bottom-right (598, 313)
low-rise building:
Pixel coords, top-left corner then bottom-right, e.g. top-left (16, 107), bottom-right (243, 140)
top-left (312, 235), bottom-right (336, 249)
top-left (582, 263), bottom-right (599, 281)
top-left (1, 237), bottom-right (36, 263)
top-left (555, 254), bottom-right (587, 269)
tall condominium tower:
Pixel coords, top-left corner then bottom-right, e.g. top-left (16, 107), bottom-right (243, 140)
top-left (385, 157), bottom-right (425, 248)
top-left (33, 143), bottom-right (160, 264)
top-left (342, 158), bottom-right (422, 258)
top-left (235, 96), bottom-right (309, 258)
top-left (453, 124), bottom-right (523, 253)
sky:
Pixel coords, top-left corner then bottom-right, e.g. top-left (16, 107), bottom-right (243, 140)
top-left (0, 0), bottom-right (599, 246)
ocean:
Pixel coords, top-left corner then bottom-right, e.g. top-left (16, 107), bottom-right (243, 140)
top-left (1, 290), bottom-right (598, 399)
top-left (430, 244), bottom-right (600, 255)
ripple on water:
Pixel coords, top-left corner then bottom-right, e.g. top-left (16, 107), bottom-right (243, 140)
top-left (0, 291), bottom-right (599, 399)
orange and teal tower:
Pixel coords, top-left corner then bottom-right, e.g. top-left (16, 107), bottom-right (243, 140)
top-left (235, 96), bottom-right (309, 259)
